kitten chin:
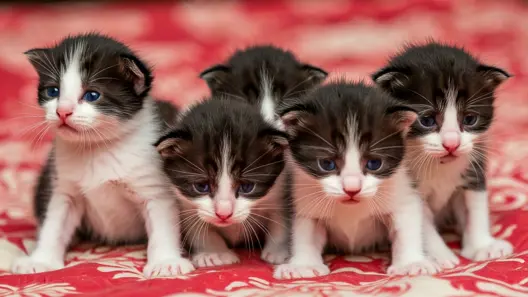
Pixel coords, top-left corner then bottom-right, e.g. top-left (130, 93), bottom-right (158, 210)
top-left (156, 98), bottom-right (292, 267)
top-left (12, 33), bottom-right (194, 278)
top-left (273, 81), bottom-right (439, 280)
top-left (373, 41), bottom-right (513, 268)
top-left (199, 45), bottom-right (327, 127)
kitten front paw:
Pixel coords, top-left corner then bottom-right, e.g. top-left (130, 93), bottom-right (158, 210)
top-left (143, 257), bottom-right (195, 278)
top-left (261, 243), bottom-right (289, 264)
top-left (11, 256), bottom-right (64, 274)
top-left (428, 245), bottom-right (460, 269)
top-left (461, 239), bottom-right (513, 261)
top-left (192, 251), bottom-right (240, 268)
top-left (273, 262), bottom-right (330, 280)
top-left (387, 259), bottom-right (440, 276)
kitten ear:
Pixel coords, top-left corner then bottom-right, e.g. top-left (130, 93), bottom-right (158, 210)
top-left (372, 67), bottom-right (410, 90)
top-left (280, 106), bottom-right (312, 137)
top-left (199, 64), bottom-right (231, 90)
top-left (386, 105), bottom-right (417, 133)
top-left (477, 64), bottom-right (510, 90)
top-left (119, 54), bottom-right (153, 97)
top-left (154, 130), bottom-right (191, 159)
top-left (24, 48), bottom-right (51, 73)
top-left (300, 64), bottom-right (328, 84)
top-left (259, 128), bottom-right (290, 155)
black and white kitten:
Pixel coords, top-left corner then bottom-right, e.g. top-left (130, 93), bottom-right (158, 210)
top-left (372, 42), bottom-right (512, 268)
top-left (11, 33), bottom-right (194, 278)
top-left (273, 82), bottom-right (439, 279)
top-left (199, 45), bottom-right (327, 128)
top-left (155, 98), bottom-right (291, 267)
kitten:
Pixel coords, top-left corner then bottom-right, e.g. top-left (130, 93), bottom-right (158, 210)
top-left (155, 98), bottom-right (291, 267)
top-left (11, 33), bottom-right (194, 278)
top-left (372, 42), bottom-right (512, 268)
top-left (199, 45), bottom-right (327, 128)
top-left (273, 82), bottom-right (439, 279)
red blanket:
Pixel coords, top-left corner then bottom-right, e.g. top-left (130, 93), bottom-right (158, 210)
top-left (1, 1), bottom-right (527, 296)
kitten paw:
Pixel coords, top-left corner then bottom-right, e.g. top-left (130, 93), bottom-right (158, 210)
top-left (387, 259), bottom-right (440, 276)
top-left (428, 246), bottom-right (460, 269)
top-left (11, 256), bottom-right (64, 274)
top-left (461, 239), bottom-right (513, 261)
top-left (192, 251), bottom-right (240, 268)
top-left (273, 263), bottom-right (330, 279)
top-left (143, 257), bottom-right (195, 278)
top-left (261, 243), bottom-right (289, 264)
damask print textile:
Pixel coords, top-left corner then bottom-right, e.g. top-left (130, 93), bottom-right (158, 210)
top-left (0, 0), bottom-right (527, 296)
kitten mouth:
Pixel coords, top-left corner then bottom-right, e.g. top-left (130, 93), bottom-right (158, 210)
top-left (58, 123), bottom-right (78, 133)
top-left (340, 197), bottom-right (360, 204)
top-left (439, 154), bottom-right (458, 164)
top-left (213, 220), bottom-right (233, 227)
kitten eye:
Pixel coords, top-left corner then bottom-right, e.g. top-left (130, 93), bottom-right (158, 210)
top-left (419, 115), bottom-right (436, 128)
top-left (46, 87), bottom-right (60, 98)
top-left (193, 183), bottom-right (211, 194)
top-left (365, 159), bottom-right (382, 171)
top-left (82, 91), bottom-right (101, 102)
top-left (318, 159), bottom-right (336, 172)
top-left (238, 183), bottom-right (256, 194)
top-left (463, 113), bottom-right (478, 126)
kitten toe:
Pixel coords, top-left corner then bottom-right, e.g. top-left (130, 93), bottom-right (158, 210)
top-left (428, 246), bottom-right (460, 269)
top-left (11, 256), bottom-right (64, 274)
top-left (387, 259), bottom-right (440, 276)
top-left (462, 239), bottom-right (513, 261)
top-left (261, 243), bottom-right (289, 264)
top-left (192, 251), bottom-right (240, 268)
top-left (143, 257), bottom-right (195, 278)
top-left (273, 263), bottom-right (329, 280)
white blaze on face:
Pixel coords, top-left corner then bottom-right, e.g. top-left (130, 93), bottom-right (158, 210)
top-left (440, 81), bottom-right (461, 153)
top-left (214, 140), bottom-right (236, 220)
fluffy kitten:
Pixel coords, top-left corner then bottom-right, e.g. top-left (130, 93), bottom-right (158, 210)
top-left (273, 82), bottom-right (438, 279)
top-left (155, 98), bottom-right (291, 267)
top-left (11, 33), bottom-right (194, 277)
top-left (372, 42), bottom-right (512, 268)
top-left (199, 45), bottom-right (327, 127)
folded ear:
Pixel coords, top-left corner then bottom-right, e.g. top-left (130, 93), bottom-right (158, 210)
top-left (280, 103), bottom-right (316, 138)
top-left (259, 127), bottom-right (290, 155)
top-left (386, 105), bottom-right (417, 134)
top-left (154, 130), bottom-right (191, 159)
top-left (199, 64), bottom-right (231, 91)
top-left (477, 64), bottom-right (510, 90)
top-left (300, 64), bottom-right (328, 85)
top-left (24, 48), bottom-right (52, 74)
top-left (119, 54), bottom-right (153, 97)
top-left (372, 67), bottom-right (411, 90)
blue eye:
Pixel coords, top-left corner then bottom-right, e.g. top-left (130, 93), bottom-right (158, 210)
top-left (193, 183), bottom-right (210, 194)
top-left (46, 87), bottom-right (60, 98)
top-left (419, 115), bottom-right (436, 128)
top-left (366, 159), bottom-right (382, 171)
top-left (82, 91), bottom-right (101, 102)
top-left (238, 183), bottom-right (255, 194)
top-left (318, 159), bottom-right (336, 172)
top-left (463, 114), bottom-right (478, 126)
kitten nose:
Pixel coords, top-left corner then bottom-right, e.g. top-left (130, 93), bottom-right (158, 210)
top-left (215, 212), bottom-right (233, 221)
top-left (442, 132), bottom-right (461, 153)
top-left (342, 175), bottom-right (362, 197)
top-left (56, 107), bottom-right (73, 121)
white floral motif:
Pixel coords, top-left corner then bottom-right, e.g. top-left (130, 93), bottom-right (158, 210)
top-left (0, 283), bottom-right (76, 297)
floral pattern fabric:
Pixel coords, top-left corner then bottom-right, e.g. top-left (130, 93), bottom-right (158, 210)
top-left (0, 0), bottom-right (527, 296)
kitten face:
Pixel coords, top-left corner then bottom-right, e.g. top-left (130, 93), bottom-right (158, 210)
top-left (156, 99), bottom-right (287, 227)
top-left (372, 42), bottom-right (509, 163)
top-left (282, 82), bottom-right (416, 204)
top-left (200, 45), bottom-right (327, 122)
top-left (25, 33), bottom-right (152, 142)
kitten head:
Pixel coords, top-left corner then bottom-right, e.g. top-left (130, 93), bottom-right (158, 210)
top-left (155, 98), bottom-right (288, 227)
top-left (372, 42), bottom-right (509, 163)
top-left (25, 33), bottom-right (152, 143)
top-left (281, 82), bottom-right (416, 204)
top-left (199, 45), bottom-right (327, 121)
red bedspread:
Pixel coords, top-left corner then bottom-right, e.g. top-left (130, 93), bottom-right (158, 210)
top-left (1, 1), bottom-right (527, 296)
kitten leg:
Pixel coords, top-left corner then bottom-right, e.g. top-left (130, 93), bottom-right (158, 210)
top-left (12, 188), bottom-right (82, 274)
top-left (422, 205), bottom-right (460, 269)
top-left (261, 210), bottom-right (290, 264)
top-left (189, 226), bottom-right (239, 268)
top-left (273, 217), bottom-right (328, 279)
top-left (142, 195), bottom-right (195, 278)
top-left (460, 190), bottom-right (513, 261)
top-left (388, 191), bottom-right (440, 275)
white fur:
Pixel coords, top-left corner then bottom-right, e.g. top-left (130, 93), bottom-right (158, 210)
top-left (11, 50), bottom-right (194, 277)
top-left (259, 71), bottom-right (285, 130)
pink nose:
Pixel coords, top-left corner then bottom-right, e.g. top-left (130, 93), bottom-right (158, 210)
top-left (345, 190), bottom-right (360, 198)
top-left (342, 175), bottom-right (362, 195)
top-left (215, 212), bottom-right (233, 221)
top-left (442, 132), bottom-right (461, 153)
top-left (56, 108), bottom-right (73, 121)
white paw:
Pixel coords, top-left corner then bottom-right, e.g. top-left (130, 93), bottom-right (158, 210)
top-left (261, 243), bottom-right (289, 265)
top-left (11, 256), bottom-right (64, 274)
top-left (192, 251), bottom-right (240, 268)
top-left (461, 239), bottom-right (513, 261)
top-left (428, 246), bottom-right (460, 269)
top-left (387, 259), bottom-right (440, 276)
top-left (143, 257), bottom-right (195, 278)
top-left (273, 262), bottom-right (330, 280)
